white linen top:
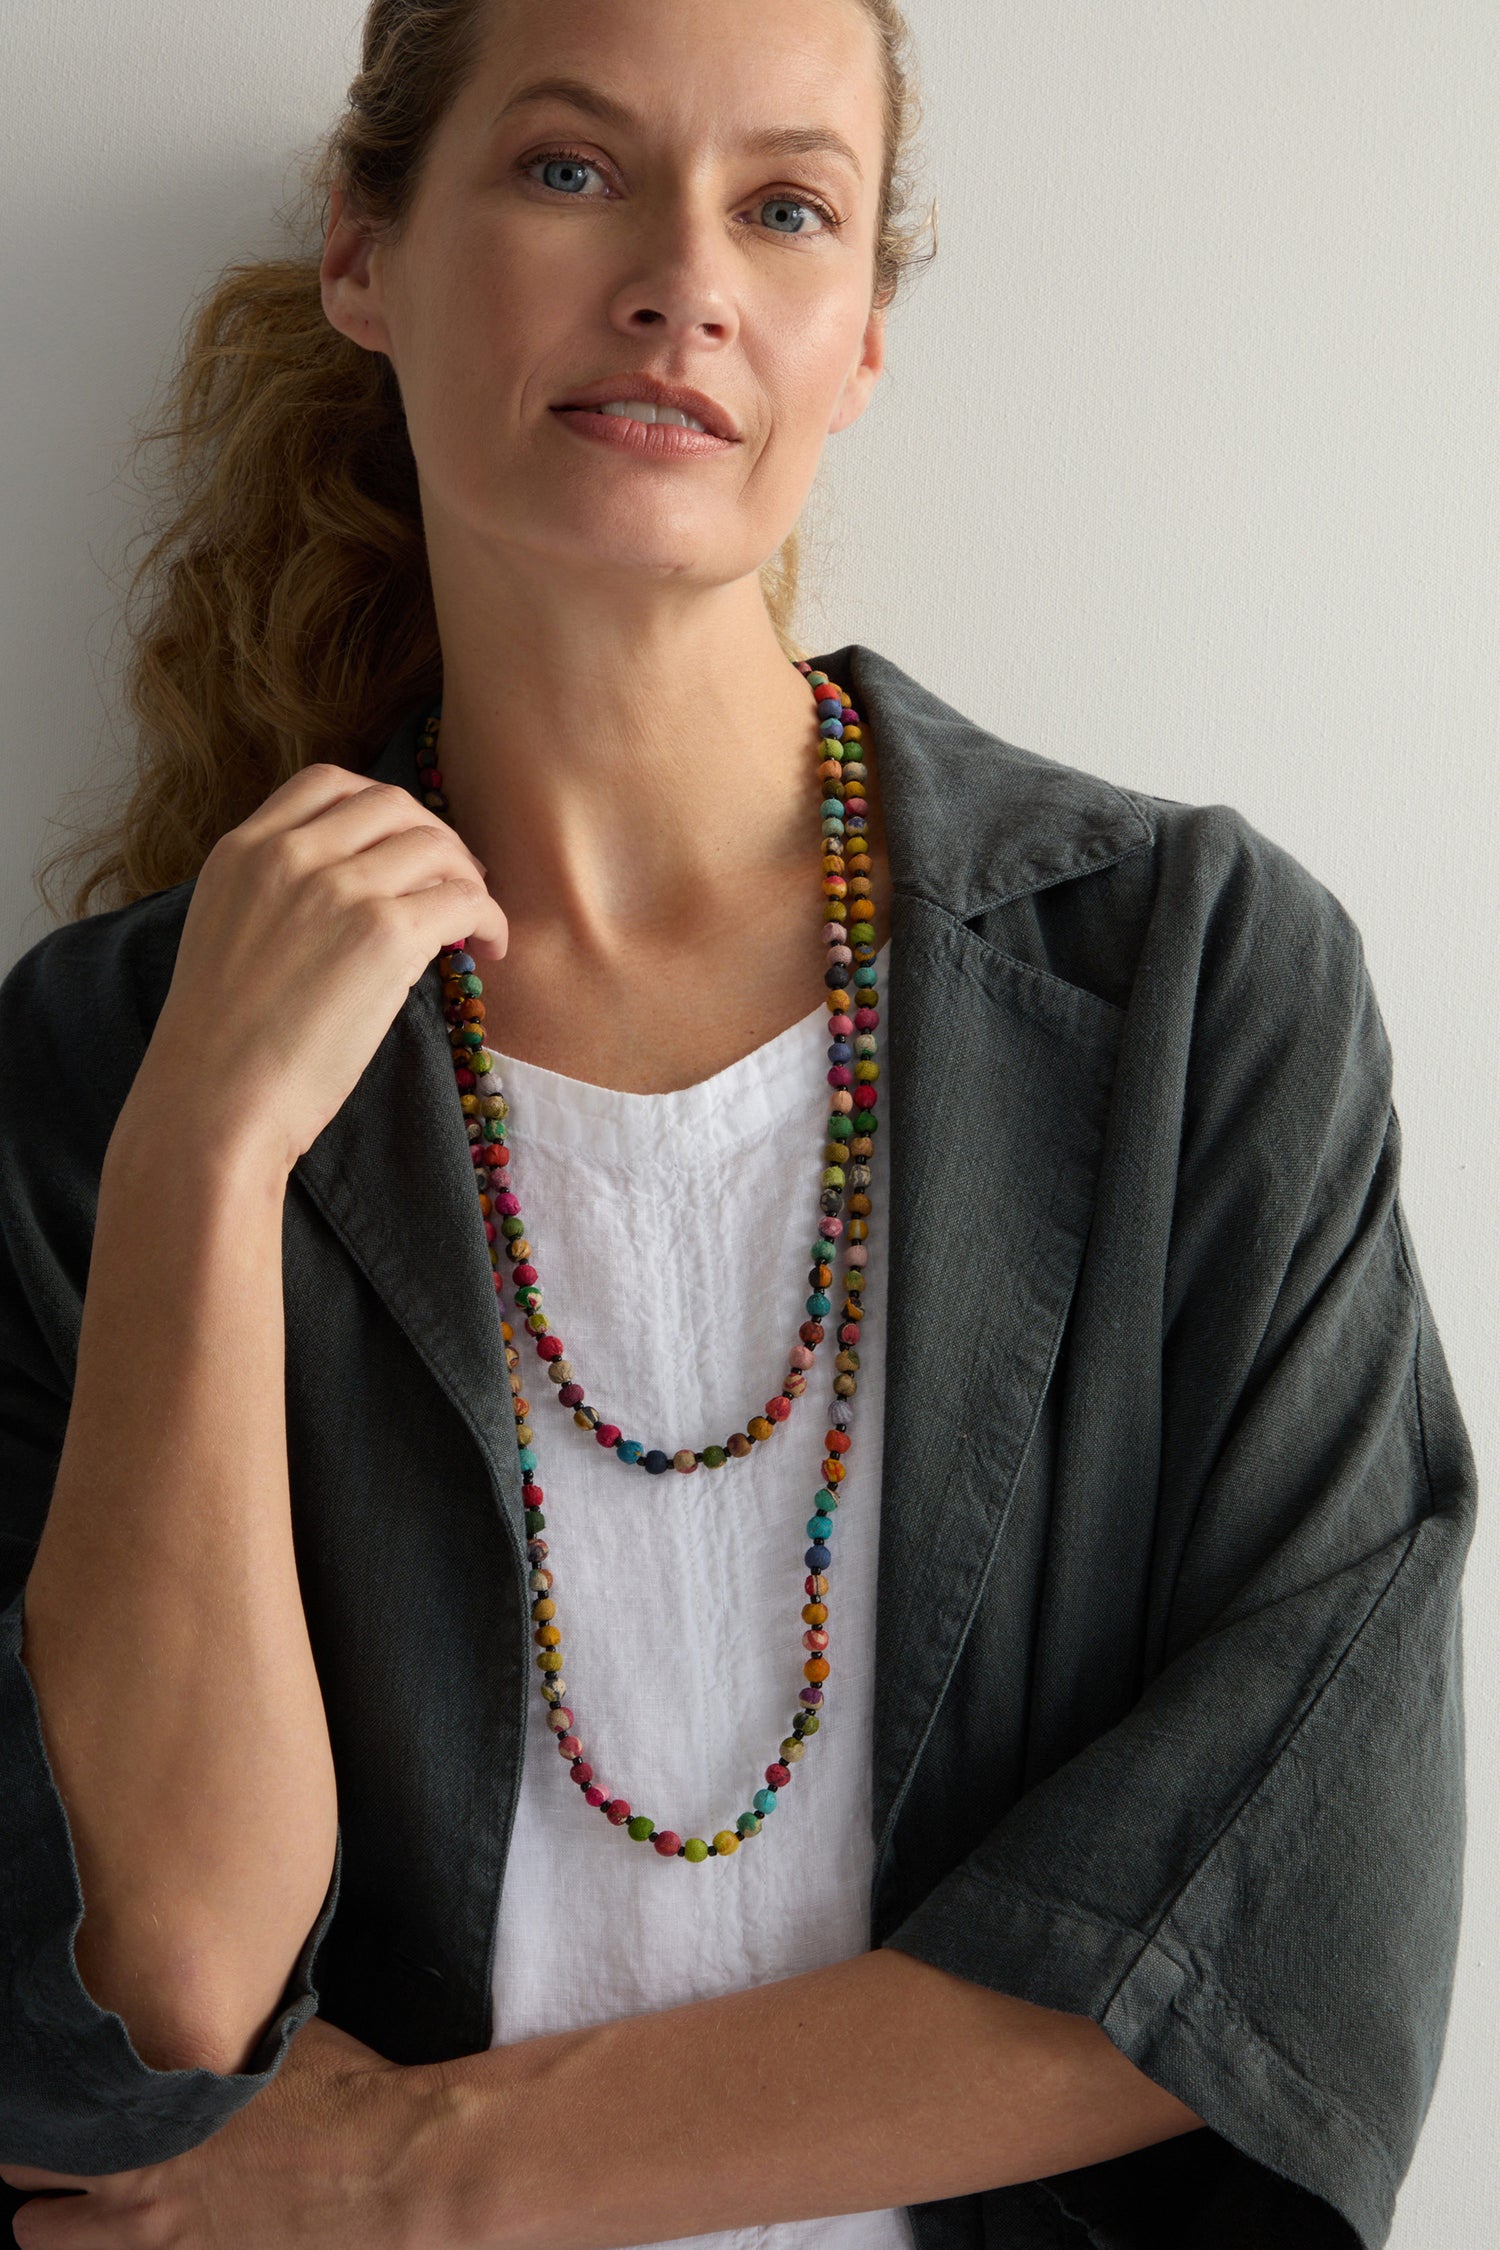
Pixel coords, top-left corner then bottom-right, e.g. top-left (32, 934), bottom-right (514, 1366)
top-left (486, 939), bottom-right (916, 2250)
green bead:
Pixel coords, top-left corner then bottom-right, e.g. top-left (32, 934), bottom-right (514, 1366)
top-left (524, 1507), bottom-right (545, 1534)
top-left (737, 1811), bottom-right (762, 1835)
top-left (702, 1446), bottom-right (727, 1468)
top-left (683, 1837), bottom-right (709, 1862)
top-left (827, 1116), bottom-right (852, 1142)
top-left (821, 1166), bottom-right (846, 1189)
top-left (461, 974), bottom-right (484, 995)
top-left (807, 671), bottom-right (829, 687)
top-left (627, 1815), bottom-right (654, 1842)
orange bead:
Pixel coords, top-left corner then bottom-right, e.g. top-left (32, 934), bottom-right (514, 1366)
top-left (804, 1657), bottom-right (831, 1682)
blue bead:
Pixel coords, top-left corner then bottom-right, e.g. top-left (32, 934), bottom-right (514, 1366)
top-left (829, 1041), bottom-right (852, 1062)
top-left (518, 1447), bottom-right (537, 1474)
top-left (816, 696), bottom-right (843, 717)
top-left (805, 1543), bottom-right (832, 1570)
top-left (643, 1450), bottom-right (671, 1474)
top-left (753, 1788), bottom-right (779, 1813)
top-left (808, 1514), bottom-right (834, 1540)
top-left (448, 950), bottom-right (476, 974)
top-left (819, 719), bottom-right (845, 738)
top-left (617, 1439), bottom-right (643, 1463)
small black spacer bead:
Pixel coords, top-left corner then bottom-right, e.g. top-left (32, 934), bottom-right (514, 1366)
top-left (570, 1756), bottom-right (585, 1769)
top-left (676, 1845), bottom-right (686, 1856)
top-left (648, 1829), bottom-right (660, 1842)
top-left (707, 1844), bottom-right (719, 1855)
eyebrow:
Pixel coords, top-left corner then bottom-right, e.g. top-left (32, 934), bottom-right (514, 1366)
top-left (492, 75), bottom-right (865, 182)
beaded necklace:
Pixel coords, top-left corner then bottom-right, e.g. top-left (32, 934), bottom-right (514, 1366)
top-left (417, 658), bottom-right (881, 1864)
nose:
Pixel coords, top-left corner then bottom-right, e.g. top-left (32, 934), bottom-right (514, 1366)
top-left (605, 194), bottom-right (741, 347)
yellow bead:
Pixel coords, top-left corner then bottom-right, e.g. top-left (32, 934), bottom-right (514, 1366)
top-left (713, 1830), bottom-right (740, 1856)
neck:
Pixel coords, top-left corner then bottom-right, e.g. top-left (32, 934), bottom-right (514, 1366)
top-left (423, 549), bottom-right (823, 969)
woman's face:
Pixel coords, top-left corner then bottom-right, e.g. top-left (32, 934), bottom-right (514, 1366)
top-left (323, 0), bottom-right (888, 603)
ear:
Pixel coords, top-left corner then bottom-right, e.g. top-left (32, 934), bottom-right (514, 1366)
top-left (320, 182), bottom-right (394, 356)
top-left (827, 299), bottom-right (888, 437)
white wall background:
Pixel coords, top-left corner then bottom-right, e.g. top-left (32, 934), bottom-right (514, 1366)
top-left (2, 3), bottom-right (1494, 2240)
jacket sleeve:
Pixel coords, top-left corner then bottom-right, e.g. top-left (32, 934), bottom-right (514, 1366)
top-left (877, 816), bottom-right (1476, 2250)
top-left (0, 908), bottom-right (343, 2176)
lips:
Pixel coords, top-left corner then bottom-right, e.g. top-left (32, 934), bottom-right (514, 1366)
top-left (551, 374), bottom-right (740, 442)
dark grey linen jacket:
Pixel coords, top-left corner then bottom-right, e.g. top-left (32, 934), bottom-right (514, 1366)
top-left (0, 644), bottom-right (1476, 2250)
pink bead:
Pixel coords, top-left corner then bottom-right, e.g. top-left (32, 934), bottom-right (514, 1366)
top-left (513, 1262), bottom-right (538, 1285)
top-left (765, 1763), bottom-right (791, 1788)
top-left (820, 1217), bottom-right (844, 1238)
top-left (584, 1785), bottom-right (607, 1806)
top-left (847, 1245), bottom-right (867, 1266)
top-left (483, 1221), bottom-right (496, 1242)
top-left (654, 1832), bottom-right (683, 1856)
top-left (829, 1013), bottom-right (853, 1035)
top-left (547, 1707), bottom-right (572, 1732)
top-left (854, 1007), bottom-right (879, 1031)
top-left (595, 1423), bottom-right (622, 1447)
top-left (497, 1193), bottom-right (522, 1216)
top-left (791, 1345), bottom-right (814, 1369)
top-left (606, 1798), bottom-right (632, 1824)
top-left (804, 1628), bottom-right (829, 1650)
top-left (570, 1762), bottom-right (594, 1786)
top-left (559, 1382), bottom-right (584, 1405)
top-left (828, 1066), bottom-right (853, 1088)
top-left (559, 1735), bottom-right (582, 1758)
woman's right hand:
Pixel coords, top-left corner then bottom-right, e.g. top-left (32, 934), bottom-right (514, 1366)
top-left (115, 763), bottom-right (509, 1180)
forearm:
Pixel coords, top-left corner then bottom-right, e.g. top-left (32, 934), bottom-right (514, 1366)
top-left (18, 1105), bottom-right (337, 2078)
top-left (433, 1944), bottom-right (1205, 2246)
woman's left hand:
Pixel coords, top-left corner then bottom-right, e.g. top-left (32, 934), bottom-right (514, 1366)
top-left (0, 2015), bottom-right (464, 2248)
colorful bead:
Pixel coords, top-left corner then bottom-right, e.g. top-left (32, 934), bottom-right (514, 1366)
top-left (421, 663), bottom-right (880, 1864)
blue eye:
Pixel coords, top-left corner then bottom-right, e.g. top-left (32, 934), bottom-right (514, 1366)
top-left (534, 154), bottom-right (601, 196)
top-left (759, 195), bottom-right (830, 236)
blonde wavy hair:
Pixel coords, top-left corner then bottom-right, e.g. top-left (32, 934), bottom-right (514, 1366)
top-left (39, 0), bottom-right (936, 921)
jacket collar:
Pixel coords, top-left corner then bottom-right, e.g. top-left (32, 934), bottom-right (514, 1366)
top-left (296, 644), bottom-right (1152, 1952)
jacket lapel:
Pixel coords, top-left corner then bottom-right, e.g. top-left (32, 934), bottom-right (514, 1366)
top-left (294, 645), bottom-right (1152, 1961)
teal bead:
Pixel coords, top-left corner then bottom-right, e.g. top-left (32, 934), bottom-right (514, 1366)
top-left (519, 1447), bottom-right (537, 1474)
top-left (807, 1292), bottom-right (831, 1317)
top-left (737, 1811), bottom-right (762, 1835)
top-left (853, 966), bottom-right (878, 987)
top-left (808, 1514), bottom-right (834, 1540)
top-left (753, 1788), bottom-right (778, 1814)
top-left (820, 798), bottom-right (846, 817)
top-left (617, 1439), bottom-right (644, 1463)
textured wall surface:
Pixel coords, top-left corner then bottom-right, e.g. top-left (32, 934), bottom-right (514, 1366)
top-left (1, 5), bottom-right (1494, 2239)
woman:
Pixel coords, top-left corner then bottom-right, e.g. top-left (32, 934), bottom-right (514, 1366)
top-left (0, 1), bottom-right (1474, 2245)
